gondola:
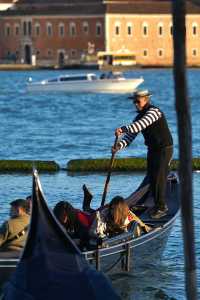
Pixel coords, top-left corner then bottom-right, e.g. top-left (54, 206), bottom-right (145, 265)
top-left (1, 169), bottom-right (120, 300)
top-left (0, 170), bottom-right (180, 288)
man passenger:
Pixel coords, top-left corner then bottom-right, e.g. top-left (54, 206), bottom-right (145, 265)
top-left (0, 199), bottom-right (30, 251)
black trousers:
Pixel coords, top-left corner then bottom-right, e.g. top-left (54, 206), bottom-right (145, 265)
top-left (147, 145), bottom-right (173, 210)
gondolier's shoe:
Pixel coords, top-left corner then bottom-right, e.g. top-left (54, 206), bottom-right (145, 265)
top-left (150, 206), bottom-right (168, 219)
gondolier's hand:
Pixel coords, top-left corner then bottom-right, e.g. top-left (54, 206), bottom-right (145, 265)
top-left (111, 143), bottom-right (120, 154)
top-left (115, 128), bottom-right (123, 137)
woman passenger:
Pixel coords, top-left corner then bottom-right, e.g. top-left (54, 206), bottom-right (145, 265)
top-left (53, 201), bottom-right (94, 249)
top-left (89, 196), bottom-right (131, 238)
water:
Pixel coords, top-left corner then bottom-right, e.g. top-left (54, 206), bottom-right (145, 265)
top-left (0, 68), bottom-right (199, 299)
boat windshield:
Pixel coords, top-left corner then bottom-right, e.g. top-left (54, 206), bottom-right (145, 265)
top-left (100, 72), bottom-right (124, 79)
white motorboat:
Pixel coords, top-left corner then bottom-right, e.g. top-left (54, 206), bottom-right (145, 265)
top-left (27, 72), bottom-right (144, 93)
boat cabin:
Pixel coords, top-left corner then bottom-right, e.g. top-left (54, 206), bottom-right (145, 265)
top-left (45, 73), bottom-right (98, 84)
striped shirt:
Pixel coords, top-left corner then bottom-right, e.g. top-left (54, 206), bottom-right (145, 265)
top-left (118, 105), bottom-right (163, 150)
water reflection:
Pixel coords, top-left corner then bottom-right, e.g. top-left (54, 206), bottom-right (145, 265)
top-left (110, 262), bottom-right (182, 300)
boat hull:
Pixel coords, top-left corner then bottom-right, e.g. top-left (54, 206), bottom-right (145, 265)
top-left (0, 216), bottom-right (176, 286)
top-left (84, 212), bottom-right (178, 274)
top-left (27, 78), bottom-right (144, 93)
top-left (0, 174), bottom-right (179, 287)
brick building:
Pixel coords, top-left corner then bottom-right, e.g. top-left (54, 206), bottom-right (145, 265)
top-left (0, 0), bottom-right (200, 67)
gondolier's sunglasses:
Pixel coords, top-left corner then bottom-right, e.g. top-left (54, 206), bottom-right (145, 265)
top-left (133, 99), bottom-right (141, 104)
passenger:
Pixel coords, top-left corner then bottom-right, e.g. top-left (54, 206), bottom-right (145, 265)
top-left (100, 73), bottom-right (106, 79)
top-left (89, 196), bottom-right (131, 238)
top-left (25, 195), bottom-right (32, 214)
top-left (0, 199), bottom-right (30, 252)
top-left (53, 201), bottom-right (93, 249)
top-left (90, 196), bottom-right (151, 238)
top-left (107, 196), bottom-right (130, 234)
top-left (53, 195), bottom-right (150, 248)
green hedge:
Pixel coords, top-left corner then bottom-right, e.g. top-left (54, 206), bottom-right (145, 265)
top-left (0, 160), bottom-right (60, 172)
top-left (67, 157), bottom-right (200, 172)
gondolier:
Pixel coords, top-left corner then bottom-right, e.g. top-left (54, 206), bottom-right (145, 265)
top-left (113, 90), bottom-right (173, 219)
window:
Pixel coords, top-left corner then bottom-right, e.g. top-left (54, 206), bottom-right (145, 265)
top-left (59, 23), bottom-right (65, 37)
top-left (22, 21), bottom-right (32, 36)
top-left (69, 22), bottom-right (76, 36)
top-left (96, 22), bottom-right (102, 36)
top-left (158, 23), bottom-right (163, 36)
top-left (127, 23), bottom-right (132, 36)
top-left (36, 50), bottom-right (40, 56)
top-left (71, 49), bottom-right (77, 57)
top-left (47, 23), bottom-right (53, 37)
top-left (115, 26), bottom-right (120, 35)
top-left (192, 48), bottom-right (197, 56)
top-left (115, 22), bottom-right (120, 36)
top-left (192, 22), bottom-right (198, 36)
top-left (47, 49), bottom-right (53, 56)
top-left (170, 24), bottom-right (173, 36)
top-left (143, 49), bottom-right (148, 57)
top-left (14, 24), bottom-right (20, 36)
top-left (23, 21), bottom-right (27, 36)
top-left (35, 23), bottom-right (40, 36)
top-left (28, 21), bottom-right (32, 36)
top-left (82, 21), bottom-right (89, 35)
top-left (142, 22), bottom-right (148, 36)
top-left (157, 48), bottom-right (164, 57)
top-left (5, 24), bottom-right (11, 36)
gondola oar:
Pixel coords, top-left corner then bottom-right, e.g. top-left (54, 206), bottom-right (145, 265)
top-left (101, 136), bottom-right (118, 207)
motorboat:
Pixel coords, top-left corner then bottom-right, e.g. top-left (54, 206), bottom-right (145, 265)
top-left (0, 171), bottom-right (180, 287)
top-left (26, 72), bottom-right (144, 93)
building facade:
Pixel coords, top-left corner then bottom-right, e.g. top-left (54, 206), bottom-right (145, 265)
top-left (0, 0), bottom-right (200, 67)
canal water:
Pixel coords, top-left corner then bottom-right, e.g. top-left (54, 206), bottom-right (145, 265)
top-left (0, 68), bottom-right (199, 299)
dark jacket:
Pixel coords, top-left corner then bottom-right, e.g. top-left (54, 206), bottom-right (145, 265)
top-left (120, 103), bottom-right (173, 150)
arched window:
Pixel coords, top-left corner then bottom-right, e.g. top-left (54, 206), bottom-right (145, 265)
top-left (59, 23), bottom-right (65, 37)
top-left (115, 21), bottom-right (120, 36)
top-left (71, 49), bottom-right (77, 57)
top-left (69, 22), bottom-right (76, 36)
top-left (192, 22), bottom-right (198, 36)
top-left (14, 23), bottom-right (20, 36)
top-left (23, 21), bottom-right (27, 36)
top-left (127, 22), bottom-right (132, 36)
top-left (28, 21), bottom-right (32, 36)
top-left (35, 23), bottom-right (40, 36)
top-left (46, 22), bottom-right (53, 37)
top-left (5, 23), bottom-right (11, 36)
top-left (82, 21), bottom-right (89, 35)
top-left (47, 49), bottom-right (53, 57)
top-left (143, 49), bottom-right (148, 57)
top-left (192, 48), bottom-right (198, 56)
top-left (58, 50), bottom-right (65, 68)
top-left (157, 48), bottom-right (164, 57)
top-left (96, 22), bottom-right (102, 36)
top-left (142, 22), bottom-right (148, 36)
top-left (158, 22), bottom-right (163, 36)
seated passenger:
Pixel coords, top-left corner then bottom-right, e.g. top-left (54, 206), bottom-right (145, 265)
top-left (89, 196), bottom-right (130, 238)
top-left (90, 196), bottom-right (151, 238)
top-left (0, 199), bottom-right (30, 252)
top-left (53, 201), bottom-right (94, 249)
